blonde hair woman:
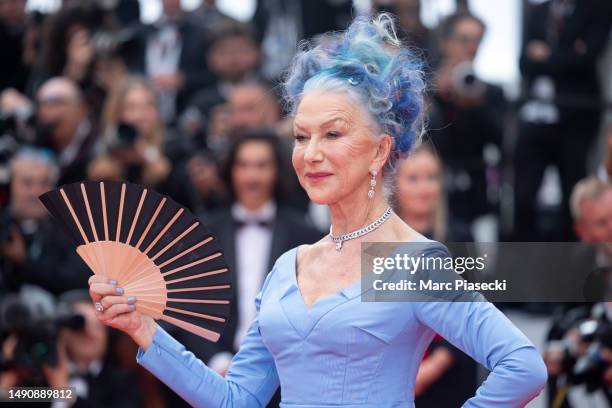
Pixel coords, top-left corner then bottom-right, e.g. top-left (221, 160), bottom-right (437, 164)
top-left (95, 76), bottom-right (171, 186)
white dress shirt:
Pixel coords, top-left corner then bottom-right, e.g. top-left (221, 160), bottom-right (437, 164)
top-left (146, 22), bottom-right (182, 122)
top-left (232, 201), bottom-right (276, 351)
top-left (208, 201), bottom-right (276, 373)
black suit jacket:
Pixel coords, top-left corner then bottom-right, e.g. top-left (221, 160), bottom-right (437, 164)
top-left (190, 206), bottom-right (322, 359)
top-left (253, 0), bottom-right (353, 42)
top-left (0, 210), bottom-right (91, 296)
top-left (519, 0), bottom-right (611, 120)
top-left (126, 18), bottom-right (214, 116)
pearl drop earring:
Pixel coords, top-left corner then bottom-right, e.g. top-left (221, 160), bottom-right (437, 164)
top-left (368, 170), bottom-right (377, 199)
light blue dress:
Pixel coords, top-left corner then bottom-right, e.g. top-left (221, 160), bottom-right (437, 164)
top-left (136, 241), bottom-right (547, 407)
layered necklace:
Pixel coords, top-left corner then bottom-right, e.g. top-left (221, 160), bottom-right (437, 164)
top-left (329, 207), bottom-right (393, 251)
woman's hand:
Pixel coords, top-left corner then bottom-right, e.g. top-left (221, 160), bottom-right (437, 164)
top-left (64, 29), bottom-right (94, 81)
top-left (88, 275), bottom-right (158, 350)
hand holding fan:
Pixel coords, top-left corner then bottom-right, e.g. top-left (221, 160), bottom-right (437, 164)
top-left (39, 180), bottom-right (231, 342)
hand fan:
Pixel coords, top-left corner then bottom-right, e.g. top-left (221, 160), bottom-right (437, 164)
top-left (38, 180), bottom-right (231, 342)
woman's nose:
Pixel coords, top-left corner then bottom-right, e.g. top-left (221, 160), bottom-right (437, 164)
top-left (303, 136), bottom-right (324, 163)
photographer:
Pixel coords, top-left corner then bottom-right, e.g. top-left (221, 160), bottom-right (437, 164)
top-left (34, 77), bottom-right (97, 185)
top-left (428, 12), bottom-right (505, 235)
top-left (26, 3), bottom-right (112, 113)
top-left (89, 75), bottom-right (201, 211)
top-left (545, 302), bottom-right (612, 407)
top-left (571, 178), bottom-right (612, 302)
top-left (0, 288), bottom-right (142, 407)
top-left (0, 147), bottom-right (90, 295)
top-left (545, 178), bottom-right (612, 406)
top-left (91, 76), bottom-right (178, 186)
top-left (514, 0), bottom-right (612, 241)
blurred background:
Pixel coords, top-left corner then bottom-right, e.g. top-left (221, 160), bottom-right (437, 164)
top-left (0, 0), bottom-right (610, 407)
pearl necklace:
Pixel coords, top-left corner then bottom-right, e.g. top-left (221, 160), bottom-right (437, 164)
top-left (329, 207), bottom-right (393, 251)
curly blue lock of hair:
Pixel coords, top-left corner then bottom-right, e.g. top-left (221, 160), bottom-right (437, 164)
top-left (283, 13), bottom-right (426, 157)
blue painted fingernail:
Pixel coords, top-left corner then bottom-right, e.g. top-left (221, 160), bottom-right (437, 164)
top-left (127, 296), bottom-right (135, 304)
top-left (109, 279), bottom-right (117, 285)
top-left (115, 287), bottom-right (124, 295)
top-left (128, 304), bottom-right (136, 310)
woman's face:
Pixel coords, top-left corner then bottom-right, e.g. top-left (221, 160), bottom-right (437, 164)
top-left (292, 90), bottom-right (387, 205)
top-left (395, 149), bottom-right (442, 217)
top-left (120, 85), bottom-right (161, 136)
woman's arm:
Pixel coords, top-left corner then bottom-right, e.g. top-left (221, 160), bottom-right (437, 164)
top-left (133, 269), bottom-right (280, 408)
top-left (88, 254), bottom-right (281, 408)
top-left (413, 247), bottom-right (548, 407)
top-left (414, 346), bottom-right (455, 396)
top-left (415, 300), bottom-right (547, 407)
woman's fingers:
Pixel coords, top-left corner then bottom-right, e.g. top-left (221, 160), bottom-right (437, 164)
top-left (88, 275), bottom-right (120, 303)
top-left (95, 302), bottom-right (136, 323)
top-left (99, 295), bottom-right (136, 310)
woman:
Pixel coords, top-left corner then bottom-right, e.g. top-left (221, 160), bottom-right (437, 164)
top-left (394, 143), bottom-right (447, 241)
top-left (92, 76), bottom-right (176, 186)
top-left (88, 14), bottom-right (547, 407)
top-left (92, 75), bottom-right (203, 210)
top-left (27, 4), bottom-right (112, 112)
top-left (394, 143), bottom-right (472, 241)
top-left (394, 145), bottom-right (478, 407)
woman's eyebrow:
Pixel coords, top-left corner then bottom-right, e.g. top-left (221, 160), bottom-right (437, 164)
top-left (294, 116), bottom-right (350, 131)
top-left (325, 117), bottom-right (349, 127)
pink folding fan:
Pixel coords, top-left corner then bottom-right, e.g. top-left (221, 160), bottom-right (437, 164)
top-left (39, 180), bottom-right (231, 342)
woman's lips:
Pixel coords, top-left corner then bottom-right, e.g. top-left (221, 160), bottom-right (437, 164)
top-left (305, 172), bottom-right (332, 182)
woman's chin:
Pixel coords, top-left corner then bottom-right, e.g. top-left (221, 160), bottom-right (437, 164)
top-left (304, 190), bottom-right (335, 205)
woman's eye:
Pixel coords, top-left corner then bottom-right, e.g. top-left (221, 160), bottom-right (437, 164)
top-left (294, 134), bottom-right (307, 142)
top-left (326, 131), bottom-right (340, 138)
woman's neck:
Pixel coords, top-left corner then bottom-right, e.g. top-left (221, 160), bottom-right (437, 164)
top-left (328, 194), bottom-right (388, 235)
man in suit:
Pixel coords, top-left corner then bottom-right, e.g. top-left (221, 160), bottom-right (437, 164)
top-left (570, 178), bottom-right (612, 301)
top-left (176, 130), bottom-right (321, 407)
top-left (514, 0), bottom-right (612, 241)
top-left (0, 147), bottom-right (90, 296)
top-left (544, 178), bottom-right (612, 406)
top-left (34, 77), bottom-right (97, 186)
top-left (428, 12), bottom-right (505, 236)
top-left (252, 0), bottom-right (353, 81)
top-left (127, 0), bottom-right (213, 123)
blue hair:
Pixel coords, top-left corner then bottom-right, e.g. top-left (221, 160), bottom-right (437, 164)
top-left (283, 13), bottom-right (426, 158)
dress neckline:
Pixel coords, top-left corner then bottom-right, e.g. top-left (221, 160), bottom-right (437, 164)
top-left (291, 238), bottom-right (430, 311)
top-left (291, 245), bottom-right (361, 311)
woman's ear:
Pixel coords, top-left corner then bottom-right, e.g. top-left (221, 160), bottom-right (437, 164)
top-left (372, 134), bottom-right (393, 171)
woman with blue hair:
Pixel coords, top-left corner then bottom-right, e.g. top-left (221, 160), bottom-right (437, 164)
top-left (87, 14), bottom-right (547, 407)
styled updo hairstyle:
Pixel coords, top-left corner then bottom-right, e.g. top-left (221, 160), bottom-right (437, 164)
top-left (283, 13), bottom-right (426, 197)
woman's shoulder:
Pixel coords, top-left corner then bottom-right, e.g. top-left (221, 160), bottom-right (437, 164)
top-left (256, 247), bottom-right (299, 303)
top-left (385, 228), bottom-right (451, 257)
top-left (292, 235), bottom-right (332, 261)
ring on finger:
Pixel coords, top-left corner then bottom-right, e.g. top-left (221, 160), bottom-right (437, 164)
top-left (94, 302), bottom-right (104, 313)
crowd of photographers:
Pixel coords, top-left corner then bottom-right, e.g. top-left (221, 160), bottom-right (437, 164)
top-left (0, 0), bottom-right (610, 406)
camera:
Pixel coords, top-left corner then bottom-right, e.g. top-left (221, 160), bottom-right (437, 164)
top-left (0, 286), bottom-right (85, 384)
top-left (0, 107), bottom-right (37, 180)
top-left (451, 62), bottom-right (487, 99)
top-left (556, 303), bottom-right (612, 394)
